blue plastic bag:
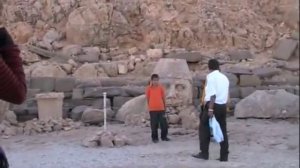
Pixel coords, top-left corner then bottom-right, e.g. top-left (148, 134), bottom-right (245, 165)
top-left (209, 116), bottom-right (224, 143)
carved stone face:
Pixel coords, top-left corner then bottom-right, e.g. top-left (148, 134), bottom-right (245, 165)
top-left (152, 58), bottom-right (193, 107)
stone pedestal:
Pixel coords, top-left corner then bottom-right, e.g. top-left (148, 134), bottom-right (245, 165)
top-left (36, 92), bottom-right (64, 121)
top-left (0, 100), bottom-right (9, 122)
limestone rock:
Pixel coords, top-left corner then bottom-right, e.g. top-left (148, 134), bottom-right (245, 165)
top-left (81, 108), bottom-right (114, 125)
top-left (100, 62), bottom-right (119, 77)
top-left (118, 62), bottom-right (128, 74)
top-left (113, 135), bottom-right (126, 147)
top-left (146, 49), bottom-right (163, 59)
top-left (31, 62), bottom-right (67, 77)
top-left (100, 132), bottom-right (114, 148)
top-left (62, 45), bottom-right (83, 57)
top-left (9, 22), bottom-right (33, 44)
top-left (227, 50), bottom-right (253, 61)
top-left (235, 90), bottom-right (299, 119)
top-left (73, 63), bottom-right (108, 80)
top-left (4, 111), bottom-right (18, 126)
top-left (167, 114), bottom-right (180, 124)
top-left (20, 49), bottom-right (40, 64)
top-left (116, 95), bottom-right (148, 124)
top-left (43, 28), bottom-right (63, 44)
top-left (71, 105), bottom-right (89, 121)
top-left (178, 106), bottom-right (199, 130)
top-left (273, 38), bottom-right (298, 60)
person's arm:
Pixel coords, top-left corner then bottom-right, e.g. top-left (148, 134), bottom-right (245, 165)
top-left (0, 28), bottom-right (26, 104)
top-left (161, 86), bottom-right (166, 110)
top-left (145, 86), bottom-right (150, 105)
top-left (205, 76), bottom-right (216, 117)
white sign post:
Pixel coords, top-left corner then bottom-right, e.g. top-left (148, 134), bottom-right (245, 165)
top-left (103, 92), bottom-right (107, 130)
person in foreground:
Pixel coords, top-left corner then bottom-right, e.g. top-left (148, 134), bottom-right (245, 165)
top-left (0, 27), bottom-right (27, 168)
top-left (192, 59), bottom-right (229, 162)
top-left (146, 74), bottom-right (170, 143)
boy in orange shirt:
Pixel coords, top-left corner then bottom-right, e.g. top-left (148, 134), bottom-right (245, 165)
top-left (146, 74), bottom-right (170, 143)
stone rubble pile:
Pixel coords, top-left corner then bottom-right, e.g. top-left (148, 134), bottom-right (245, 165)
top-left (0, 113), bottom-right (82, 138)
top-left (82, 130), bottom-right (132, 148)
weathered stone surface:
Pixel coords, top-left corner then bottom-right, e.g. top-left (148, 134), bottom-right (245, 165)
top-left (153, 59), bottom-right (193, 106)
top-left (36, 92), bottom-right (64, 121)
top-left (117, 62), bottom-right (128, 74)
top-left (9, 22), bottom-right (33, 44)
top-left (100, 132), bottom-right (114, 148)
top-left (230, 87), bottom-right (240, 98)
top-left (252, 67), bottom-right (281, 78)
top-left (5, 111), bottom-right (18, 125)
top-left (240, 87), bottom-right (256, 98)
top-left (146, 49), bottom-right (163, 59)
top-left (55, 77), bottom-right (76, 92)
top-left (21, 49), bottom-right (41, 64)
top-left (73, 63), bottom-right (108, 80)
top-left (113, 97), bottom-right (132, 109)
top-left (82, 137), bottom-right (99, 148)
top-left (84, 87), bottom-right (125, 98)
top-left (30, 77), bottom-right (55, 92)
top-left (43, 28), bottom-right (63, 44)
top-left (77, 54), bottom-right (99, 63)
top-left (227, 98), bottom-right (241, 111)
top-left (81, 108), bottom-right (114, 125)
top-left (72, 88), bottom-right (84, 99)
top-left (273, 38), bottom-right (298, 60)
top-left (239, 75), bottom-right (261, 87)
top-left (224, 73), bottom-right (238, 87)
top-left (123, 86), bottom-right (145, 97)
top-left (168, 114), bottom-right (181, 124)
top-left (71, 105), bottom-right (89, 121)
top-left (31, 62), bottom-right (67, 78)
top-left (224, 67), bottom-right (252, 75)
top-left (62, 45), bottom-right (82, 57)
top-left (178, 106), bottom-right (199, 130)
top-left (235, 90), bottom-right (299, 119)
top-left (92, 99), bottom-right (111, 109)
top-left (100, 62), bottom-right (119, 77)
top-left (26, 89), bottom-right (41, 99)
top-left (113, 135), bottom-right (126, 147)
top-left (116, 95), bottom-right (147, 123)
top-left (227, 50), bottom-right (253, 61)
top-left (165, 52), bottom-right (204, 63)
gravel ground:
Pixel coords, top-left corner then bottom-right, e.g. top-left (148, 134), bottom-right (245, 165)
top-left (1, 118), bottom-right (299, 168)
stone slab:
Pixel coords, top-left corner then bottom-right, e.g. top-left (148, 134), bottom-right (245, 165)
top-left (239, 75), bottom-right (262, 87)
top-left (55, 77), bottom-right (76, 92)
top-left (30, 77), bottom-right (55, 92)
top-left (240, 87), bottom-right (256, 98)
top-left (273, 38), bottom-right (298, 60)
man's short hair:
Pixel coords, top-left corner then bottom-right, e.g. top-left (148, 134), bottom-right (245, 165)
top-left (208, 59), bottom-right (220, 71)
top-left (151, 74), bottom-right (159, 80)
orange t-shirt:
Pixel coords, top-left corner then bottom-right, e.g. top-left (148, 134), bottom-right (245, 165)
top-left (146, 84), bottom-right (165, 112)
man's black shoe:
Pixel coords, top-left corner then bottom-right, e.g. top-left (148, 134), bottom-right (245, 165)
top-left (152, 139), bottom-right (159, 143)
top-left (161, 137), bottom-right (170, 141)
top-left (216, 157), bottom-right (228, 162)
top-left (192, 153), bottom-right (208, 160)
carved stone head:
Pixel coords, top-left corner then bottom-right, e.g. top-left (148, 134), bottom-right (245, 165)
top-left (152, 58), bottom-right (193, 107)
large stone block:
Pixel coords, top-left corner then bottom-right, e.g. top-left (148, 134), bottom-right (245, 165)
top-left (26, 89), bottom-right (41, 98)
top-left (72, 88), bottom-right (84, 99)
top-left (92, 99), bottom-right (111, 109)
top-left (273, 38), bottom-right (298, 60)
top-left (240, 87), bottom-right (256, 98)
top-left (55, 77), bottom-right (76, 92)
top-left (252, 67), bottom-right (281, 78)
top-left (36, 92), bottom-right (64, 121)
top-left (239, 75), bottom-right (261, 87)
top-left (235, 90), bottom-right (299, 119)
top-left (224, 67), bottom-right (252, 75)
top-left (165, 52), bottom-right (204, 63)
top-left (224, 73), bottom-right (238, 87)
top-left (30, 77), bottom-right (55, 92)
top-left (230, 87), bottom-right (240, 98)
top-left (123, 86), bottom-right (145, 97)
top-left (84, 87), bottom-right (126, 98)
top-left (228, 49), bottom-right (253, 61)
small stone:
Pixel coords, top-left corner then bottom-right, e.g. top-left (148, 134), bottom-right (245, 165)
top-left (63, 127), bottom-right (72, 131)
top-left (146, 49), bottom-right (163, 59)
top-left (113, 135), bottom-right (126, 147)
top-left (100, 134), bottom-right (114, 148)
top-left (53, 124), bottom-right (63, 131)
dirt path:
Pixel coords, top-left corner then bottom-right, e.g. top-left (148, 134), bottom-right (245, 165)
top-left (1, 118), bottom-right (299, 168)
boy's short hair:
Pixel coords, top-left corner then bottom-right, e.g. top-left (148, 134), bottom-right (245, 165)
top-left (151, 74), bottom-right (159, 80)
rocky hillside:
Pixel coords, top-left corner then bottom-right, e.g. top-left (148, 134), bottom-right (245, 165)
top-left (1, 0), bottom-right (299, 51)
top-left (0, 0), bottom-right (299, 80)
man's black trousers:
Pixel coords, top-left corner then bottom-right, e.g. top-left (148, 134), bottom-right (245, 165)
top-left (149, 111), bottom-right (168, 140)
top-left (199, 102), bottom-right (229, 159)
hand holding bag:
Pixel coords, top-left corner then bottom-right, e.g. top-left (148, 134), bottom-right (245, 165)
top-left (209, 116), bottom-right (224, 143)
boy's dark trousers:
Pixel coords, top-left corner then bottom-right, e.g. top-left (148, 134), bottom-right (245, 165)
top-left (149, 111), bottom-right (168, 141)
top-left (0, 146), bottom-right (9, 168)
top-left (199, 102), bottom-right (229, 160)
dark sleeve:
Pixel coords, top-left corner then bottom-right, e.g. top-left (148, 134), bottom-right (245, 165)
top-left (0, 45), bottom-right (27, 104)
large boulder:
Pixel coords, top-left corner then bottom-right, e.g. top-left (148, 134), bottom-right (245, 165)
top-left (66, 5), bottom-right (112, 46)
top-left (235, 90), bottom-right (299, 119)
top-left (31, 62), bottom-right (67, 78)
top-left (8, 22), bottom-right (33, 44)
top-left (73, 63), bottom-right (108, 80)
top-left (115, 95), bottom-right (148, 125)
top-left (81, 108), bottom-right (114, 125)
top-left (178, 106), bottom-right (199, 130)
